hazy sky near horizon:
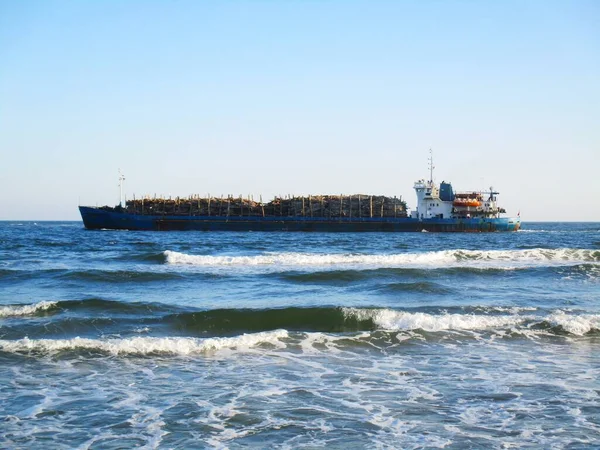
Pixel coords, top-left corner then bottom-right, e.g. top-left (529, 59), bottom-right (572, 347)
top-left (1, 0), bottom-right (598, 221)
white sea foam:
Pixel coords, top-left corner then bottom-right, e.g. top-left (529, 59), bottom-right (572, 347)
top-left (518, 229), bottom-right (548, 233)
top-left (474, 306), bottom-right (538, 314)
top-left (342, 308), bottom-right (600, 336)
top-left (0, 301), bottom-right (57, 317)
top-left (546, 312), bottom-right (600, 335)
top-left (0, 330), bottom-right (288, 356)
top-left (343, 308), bottom-right (528, 332)
top-left (164, 248), bottom-right (599, 271)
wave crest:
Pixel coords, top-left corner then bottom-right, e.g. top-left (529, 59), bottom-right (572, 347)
top-left (164, 248), bottom-right (600, 271)
top-left (0, 330), bottom-right (288, 356)
top-left (341, 308), bottom-right (600, 336)
top-left (343, 308), bottom-right (527, 332)
top-left (545, 312), bottom-right (600, 335)
top-left (0, 301), bottom-right (57, 317)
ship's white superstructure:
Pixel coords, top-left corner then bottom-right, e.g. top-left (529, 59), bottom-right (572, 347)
top-left (410, 151), bottom-right (505, 220)
top-left (411, 179), bottom-right (453, 219)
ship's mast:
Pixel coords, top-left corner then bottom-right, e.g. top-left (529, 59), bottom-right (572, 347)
top-left (118, 169), bottom-right (125, 207)
top-left (428, 148), bottom-right (434, 185)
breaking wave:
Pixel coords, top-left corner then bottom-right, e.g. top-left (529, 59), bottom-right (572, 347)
top-left (342, 308), bottom-right (600, 336)
top-left (0, 330), bottom-right (288, 356)
top-left (1, 309), bottom-right (598, 358)
top-left (2, 300), bottom-right (597, 338)
top-left (0, 299), bottom-right (179, 318)
top-left (0, 301), bottom-right (57, 317)
top-left (544, 312), bottom-right (600, 335)
top-left (342, 308), bottom-right (528, 332)
top-left (164, 248), bottom-right (600, 271)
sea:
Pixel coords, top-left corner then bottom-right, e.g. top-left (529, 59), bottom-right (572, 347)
top-left (0, 221), bottom-right (599, 449)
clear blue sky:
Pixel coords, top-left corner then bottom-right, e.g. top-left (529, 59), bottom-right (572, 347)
top-left (1, 0), bottom-right (598, 220)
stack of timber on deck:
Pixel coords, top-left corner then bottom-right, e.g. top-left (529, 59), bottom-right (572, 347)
top-left (122, 195), bottom-right (408, 219)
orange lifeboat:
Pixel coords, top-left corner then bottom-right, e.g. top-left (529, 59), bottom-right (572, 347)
top-left (453, 198), bottom-right (481, 207)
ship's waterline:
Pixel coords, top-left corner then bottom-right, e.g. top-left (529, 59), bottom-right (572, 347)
top-left (79, 164), bottom-right (519, 231)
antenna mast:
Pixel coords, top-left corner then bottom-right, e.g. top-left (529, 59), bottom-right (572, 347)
top-left (428, 148), bottom-right (434, 185)
top-left (118, 169), bottom-right (125, 207)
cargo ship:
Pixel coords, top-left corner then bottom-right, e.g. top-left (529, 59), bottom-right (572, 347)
top-left (79, 159), bottom-right (520, 232)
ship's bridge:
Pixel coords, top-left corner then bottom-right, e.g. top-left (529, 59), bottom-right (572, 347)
top-left (412, 179), bottom-right (453, 220)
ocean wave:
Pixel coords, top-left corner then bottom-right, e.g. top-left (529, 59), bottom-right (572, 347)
top-left (56, 269), bottom-right (184, 283)
top-left (0, 330), bottom-right (288, 356)
top-left (471, 306), bottom-right (538, 314)
top-left (277, 268), bottom-right (491, 285)
top-left (0, 298), bottom-right (179, 318)
top-left (0, 301), bottom-right (57, 317)
top-left (0, 303), bottom-right (531, 336)
top-left (544, 312), bottom-right (600, 335)
top-left (163, 248), bottom-right (600, 271)
top-left (519, 227), bottom-right (600, 233)
top-left (163, 307), bottom-right (373, 334)
top-left (517, 229), bottom-right (556, 233)
top-left (376, 281), bottom-right (453, 294)
top-left (126, 252), bottom-right (169, 263)
top-left (342, 308), bottom-right (600, 336)
top-left (342, 308), bottom-right (528, 332)
top-left (3, 300), bottom-right (597, 338)
top-left (554, 263), bottom-right (600, 279)
top-left (54, 298), bottom-right (179, 314)
top-left (0, 268), bottom-right (15, 278)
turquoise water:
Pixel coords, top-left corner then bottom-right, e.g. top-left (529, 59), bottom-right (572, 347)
top-left (1, 222), bottom-right (599, 448)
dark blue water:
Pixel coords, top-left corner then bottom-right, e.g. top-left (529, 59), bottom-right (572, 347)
top-left (1, 222), bottom-right (599, 448)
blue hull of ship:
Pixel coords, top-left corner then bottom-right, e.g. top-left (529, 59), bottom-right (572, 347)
top-left (79, 207), bottom-right (520, 232)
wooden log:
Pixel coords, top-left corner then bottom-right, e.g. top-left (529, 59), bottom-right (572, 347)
top-left (349, 195), bottom-right (352, 219)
